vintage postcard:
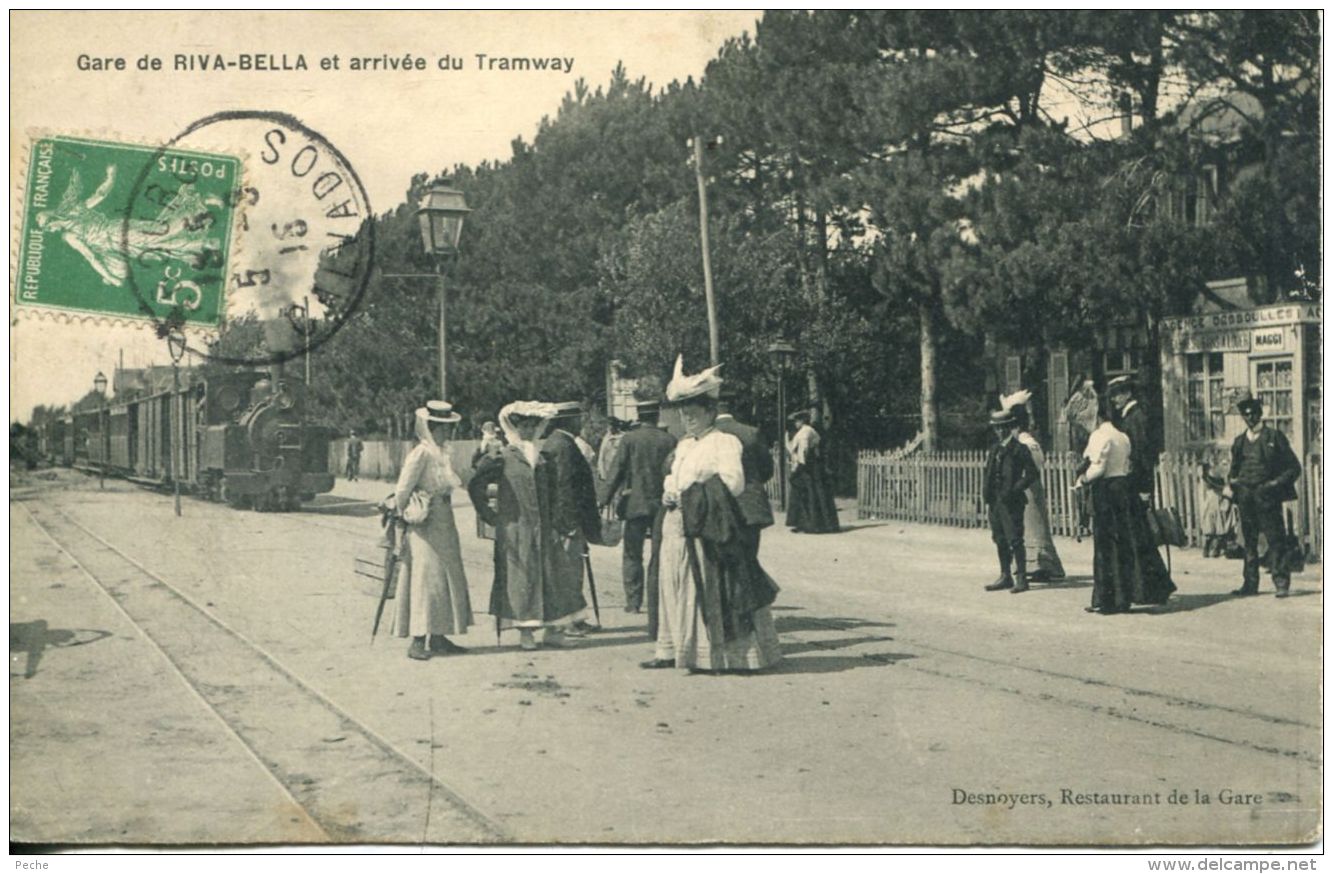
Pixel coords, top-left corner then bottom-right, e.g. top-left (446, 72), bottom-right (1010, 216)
top-left (8, 10), bottom-right (1322, 854)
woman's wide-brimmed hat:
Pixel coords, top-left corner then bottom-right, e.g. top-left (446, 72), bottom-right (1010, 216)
top-left (664, 354), bottom-right (723, 404)
top-left (1107, 374), bottom-right (1135, 394)
top-left (421, 400), bottom-right (462, 424)
top-left (989, 409), bottom-right (1016, 426)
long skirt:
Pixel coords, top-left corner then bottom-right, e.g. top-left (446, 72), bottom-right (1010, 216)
top-left (393, 496), bottom-right (473, 637)
top-left (1090, 477), bottom-right (1176, 611)
top-left (654, 509), bottom-right (782, 671)
top-left (1024, 481), bottom-right (1065, 578)
top-left (786, 462), bottom-right (839, 533)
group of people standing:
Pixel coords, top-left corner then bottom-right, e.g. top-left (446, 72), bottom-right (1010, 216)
top-left (386, 355), bottom-right (805, 673)
top-left (984, 374), bottom-right (1302, 613)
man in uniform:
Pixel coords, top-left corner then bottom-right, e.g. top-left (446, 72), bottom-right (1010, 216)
top-left (542, 401), bottom-right (603, 635)
top-left (1228, 396), bottom-right (1303, 598)
top-left (603, 398), bottom-right (676, 618)
top-left (982, 408), bottom-right (1039, 593)
top-left (1107, 374), bottom-right (1156, 499)
top-left (713, 389), bottom-right (775, 562)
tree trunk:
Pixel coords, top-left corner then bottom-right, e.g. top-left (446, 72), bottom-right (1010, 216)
top-left (919, 298), bottom-right (939, 452)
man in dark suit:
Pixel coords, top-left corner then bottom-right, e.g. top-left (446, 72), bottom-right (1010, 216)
top-left (1108, 374), bottom-right (1157, 498)
top-left (1228, 396), bottom-right (1303, 598)
top-left (603, 398), bottom-right (676, 615)
top-left (713, 390), bottom-right (775, 562)
top-left (982, 408), bottom-right (1040, 593)
top-left (542, 402), bottom-right (603, 634)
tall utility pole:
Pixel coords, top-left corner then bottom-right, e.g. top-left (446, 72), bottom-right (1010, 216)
top-left (690, 135), bottom-right (721, 367)
top-left (437, 261), bottom-right (448, 399)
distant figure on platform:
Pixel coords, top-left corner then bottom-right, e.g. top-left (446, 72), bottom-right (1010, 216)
top-left (603, 398), bottom-right (676, 618)
top-left (982, 408), bottom-right (1040, 594)
top-left (392, 402), bottom-right (472, 660)
top-left (1074, 398), bottom-right (1176, 613)
top-left (345, 430), bottom-right (363, 481)
top-left (1228, 396), bottom-right (1303, 598)
top-left (1000, 390), bottom-right (1065, 582)
top-left (1199, 464), bottom-right (1238, 558)
top-left (714, 389), bottom-right (775, 562)
top-left (543, 402), bottom-right (604, 635)
top-left (1062, 375), bottom-right (1099, 455)
top-left (785, 411), bottom-right (839, 533)
top-left (469, 402), bottom-right (587, 650)
top-left (640, 355), bottom-right (781, 673)
top-left (596, 417), bottom-right (630, 498)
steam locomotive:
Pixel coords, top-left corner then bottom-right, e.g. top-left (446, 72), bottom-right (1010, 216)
top-left (53, 368), bottom-right (334, 511)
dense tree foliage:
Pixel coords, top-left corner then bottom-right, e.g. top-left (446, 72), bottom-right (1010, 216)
top-left (199, 12), bottom-right (1316, 466)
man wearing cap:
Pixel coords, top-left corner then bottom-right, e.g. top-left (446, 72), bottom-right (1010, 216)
top-left (1228, 397), bottom-right (1303, 598)
top-left (714, 390), bottom-right (775, 562)
top-left (1107, 375), bottom-right (1157, 499)
top-left (604, 398), bottom-right (677, 617)
top-left (542, 401), bottom-right (604, 632)
top-left (982, 408), bottom-right (1040, 593)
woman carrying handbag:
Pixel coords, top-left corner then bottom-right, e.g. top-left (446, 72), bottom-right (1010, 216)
top-left (392, 401), bottom-right (474, 660)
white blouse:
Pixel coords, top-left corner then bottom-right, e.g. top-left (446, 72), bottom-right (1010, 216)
top-left (663, 428), bottom-right (745, 500)
top-left (394, 442), bottom-right (463, 509)
top-left (788, 424), bottom-right (819, 467)
top-left (1081, 422), bottom-right (1132, 483)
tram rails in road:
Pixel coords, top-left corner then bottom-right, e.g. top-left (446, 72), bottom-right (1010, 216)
top-left (45, 368), bottom-right (335, 511)
top-left (20, 499), bottom-right (507, 844)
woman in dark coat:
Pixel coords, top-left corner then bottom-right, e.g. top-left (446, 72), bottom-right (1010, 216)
top-left (1075, 400), bottom-right (1176, 614)
top-left (785, 411), bottom-right (839, 533)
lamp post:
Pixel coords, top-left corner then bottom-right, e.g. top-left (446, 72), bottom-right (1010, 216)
top-left (416, 179), bottom-right (471, 399)
top-left (93, 371), bottom-right (107, 490)
top-left (767, 339), bottom-right (796, 511)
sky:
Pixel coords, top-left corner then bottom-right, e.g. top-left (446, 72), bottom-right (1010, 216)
top-left (7, 10), bottom-right (762, 422)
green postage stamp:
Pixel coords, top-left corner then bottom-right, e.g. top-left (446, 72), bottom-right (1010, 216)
top-left (15, 135), bottom-right (239, 326)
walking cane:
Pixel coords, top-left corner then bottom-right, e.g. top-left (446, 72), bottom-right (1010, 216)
top-left (582, 548), bottom-right (601, 627)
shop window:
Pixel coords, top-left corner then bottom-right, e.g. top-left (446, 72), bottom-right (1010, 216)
top-left (1254, 358), bottom-right (1294, 440)
top-left (1304, 327), bottom-right (1321, 451)
top-left (1185, 352), bottom-right (1225, 441)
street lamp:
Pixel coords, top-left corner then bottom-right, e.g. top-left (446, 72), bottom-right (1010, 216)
top-left (93, 371), bottom-right (108, 395)
top-left (416, 179), bottom-right (471, 399)
top-left (767, 339), bottom-right (797, 511)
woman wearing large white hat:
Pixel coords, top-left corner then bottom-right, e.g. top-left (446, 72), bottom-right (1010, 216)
top-left (468, 401), bottom-right (589, 650)
top-left (640, 356), bottom-right (782, 673)
top-left (392, 400), bottom-right (473, 660)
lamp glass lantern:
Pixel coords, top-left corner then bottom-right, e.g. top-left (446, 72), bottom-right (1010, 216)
top-left (93, 371), bottom-right (108, 395)
top-left (417, 182), bottom-right (472, 257)
top-left (766, 339), bottom-right (797, 369)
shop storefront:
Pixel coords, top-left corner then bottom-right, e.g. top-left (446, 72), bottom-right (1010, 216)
top-left (1160, 300), bottom-right (1321, 461)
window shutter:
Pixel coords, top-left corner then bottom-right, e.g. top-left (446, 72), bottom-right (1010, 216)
top-left (1005, 356), bottom-right (1022, 394)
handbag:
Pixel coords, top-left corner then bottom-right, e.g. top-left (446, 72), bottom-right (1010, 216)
top-left (401, 489), bottom-right (431, 525)
top-left (1147, 506), bottom-right (1187, 548)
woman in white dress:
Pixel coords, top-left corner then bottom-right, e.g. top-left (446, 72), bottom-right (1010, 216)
top-left (392, 401), bottom-right (473, 660)
top-left (1000, 390), bottom-right (1065, 581)
top-left (641, 356), bottom-right (782, 673)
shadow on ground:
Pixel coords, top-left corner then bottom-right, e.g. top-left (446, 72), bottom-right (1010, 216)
top-left (10, 620), bottom-right (111, 679)
top-left (299, 496), bottom-right (381, 518)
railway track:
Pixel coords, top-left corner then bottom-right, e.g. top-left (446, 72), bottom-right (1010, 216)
top-left (21, 500), bottom-right (510, 845)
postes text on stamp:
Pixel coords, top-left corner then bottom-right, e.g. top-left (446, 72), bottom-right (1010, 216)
top-left (16, 135), bottom-right (238, 326)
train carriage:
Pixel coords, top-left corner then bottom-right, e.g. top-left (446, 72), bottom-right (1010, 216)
top-left (50, 367), bottom-right (334, 511)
